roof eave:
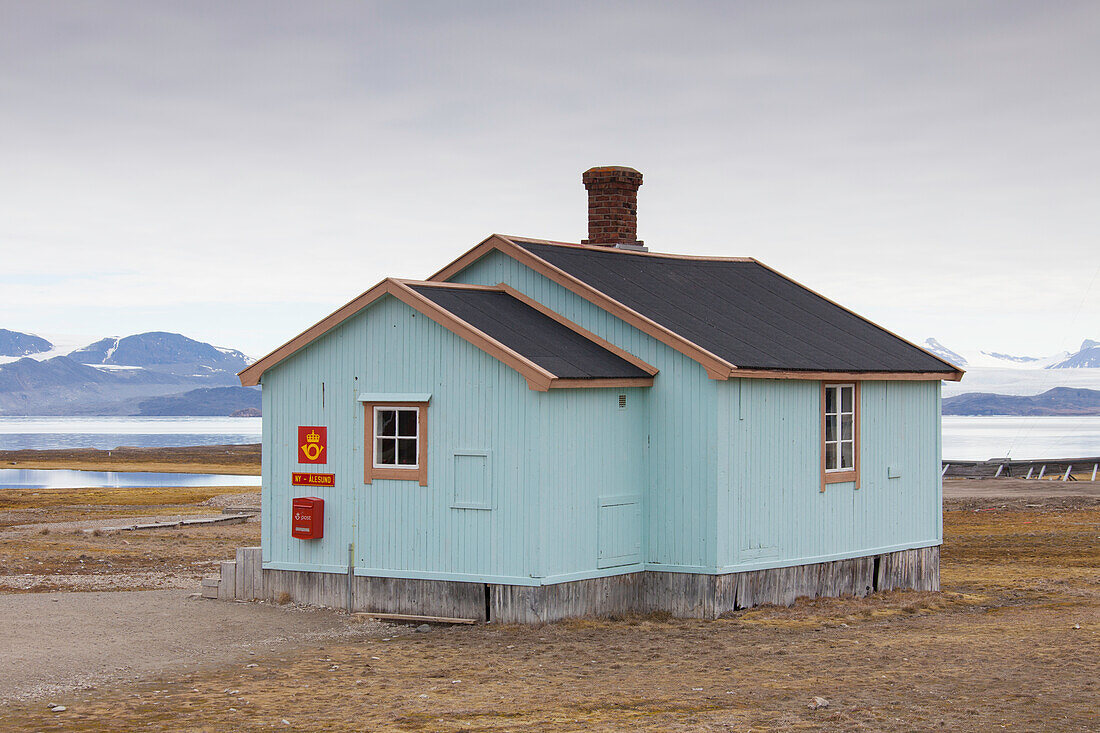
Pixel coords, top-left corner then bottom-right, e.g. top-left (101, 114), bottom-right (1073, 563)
top-left (728, 367), bottom-right (965, 382)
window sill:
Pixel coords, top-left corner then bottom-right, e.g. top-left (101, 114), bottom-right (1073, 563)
top-left (823, 469), bottom-right (858, 486)
top-left (365, 466), bottom-right (427, 486)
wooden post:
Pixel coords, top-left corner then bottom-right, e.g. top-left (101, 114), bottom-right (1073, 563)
top-left (1062, 465), bottom-right (1073, 482)
top-left (347, 543), bottom-right (355, 613)
top-left (1025, 466), bottom-right (1034, 479)
top-left (1038, 465), bottom-right (1047, 479)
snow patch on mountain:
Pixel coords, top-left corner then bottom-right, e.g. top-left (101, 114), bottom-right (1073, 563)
top-left (921, 338), bottom-right (1086, 370)
top-left (1048, 340), bottom-right (1100, 369)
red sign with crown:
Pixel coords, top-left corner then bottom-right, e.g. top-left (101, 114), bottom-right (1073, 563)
top-left (297, 426), bottom-right (327, 464)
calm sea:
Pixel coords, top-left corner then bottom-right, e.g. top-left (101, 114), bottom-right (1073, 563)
top-left (0, 415), bottom-right (1096, 462)
top-left (0, 416), bottom-right (261, 451)
top-left (942, 416), bottom-right (1100, 461)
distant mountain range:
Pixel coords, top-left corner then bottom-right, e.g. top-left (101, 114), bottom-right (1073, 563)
top-left (942, 387), bottom-right (1100, 416)
top-left (0, 330), bottom-right (259, 416)
top-left (923, 338), bottom-right (1100, 370)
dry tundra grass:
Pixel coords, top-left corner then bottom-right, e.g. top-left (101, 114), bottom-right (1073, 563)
top-left (0, 486), bottom-right (1096, 731)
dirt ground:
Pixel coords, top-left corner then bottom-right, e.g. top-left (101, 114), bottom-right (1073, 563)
top-left (0, 590), bottom-right (389, 703)
top-left (0, 483), bottom-right (260, 592)
top-left (0, 470), bottom-right (1097, 731)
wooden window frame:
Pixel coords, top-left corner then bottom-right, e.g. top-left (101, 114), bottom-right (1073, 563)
top-left (363, 401), bottom-right (428, 486)
top-left (820, 382), bottom-right (860, 491)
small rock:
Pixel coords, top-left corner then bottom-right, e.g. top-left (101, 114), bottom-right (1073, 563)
top-left (809, 696), bottom-right (829, 710)
top-left (246, 664), bottom-right (258, 668)
top-left (50, 705), bottom-right (66, 713)
top-left (451, 680), bottom-right (461, 684)
top-left (415, 624), bottom-right (431, 633)
top-left (282, 720), bottom-right (291, 726)
top-left (1073, 624), bottom-right (1081, 630)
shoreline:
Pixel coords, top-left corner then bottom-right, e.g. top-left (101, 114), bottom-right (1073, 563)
top-left (0, 444), bottom-right (261, 476)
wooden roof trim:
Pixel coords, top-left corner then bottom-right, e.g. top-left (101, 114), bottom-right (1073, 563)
top-left (746, 258), bottom-right (966, 381)
top-left (394, 279), bottom-right (505, 292)
top-left (384, 280), bottom-right (557, 391)
top-left (496, 283), bottom-right (659, 377)
top-left (430, 234), bottom-right (736, 379)
top-left (239, 279), bottom-right (393, 386)
top-left (239, 273), bottom-right (661, 391)
top-left (727, 368), bottom-right (963, 382)
top-left (548, 377), bottom-right (654, 389)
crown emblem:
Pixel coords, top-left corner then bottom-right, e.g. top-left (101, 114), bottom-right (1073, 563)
top-left (305, 430), bottom-right (321, 444)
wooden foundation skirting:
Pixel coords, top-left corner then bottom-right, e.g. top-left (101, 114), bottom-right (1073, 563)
top-left (209, 545), bottom-right (939, 623)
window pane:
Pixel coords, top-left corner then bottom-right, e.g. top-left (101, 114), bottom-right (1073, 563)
top-left (397, 409), bottom-right (417, 437)
top-left (397, 438), bottom-right (417, 465)
top-left (841, 414), bottom-right (853, 441)
top-left (825, 414), bottom-right (837, 442)
top-left (377, 438), bottom-right (396, 466)
top-left (825, 442), bottom-right (836, 470)
top-left (841, 386), bottom-right (853, 413)
top-left (825, 387), bottom-right (836, 414)
top-left (376, 409), bottom-right (396, 437)
top-left (841, 440), bottom-right (854, 469)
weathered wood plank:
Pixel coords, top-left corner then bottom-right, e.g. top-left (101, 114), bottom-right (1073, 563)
top-left (353, 612), bottom-right (477, 625)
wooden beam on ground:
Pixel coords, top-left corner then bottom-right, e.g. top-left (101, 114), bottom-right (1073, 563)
top-left (353, 612), bottom-right (477, 625)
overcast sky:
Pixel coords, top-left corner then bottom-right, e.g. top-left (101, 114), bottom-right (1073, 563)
top-left (2, 1), bottom-right (1097, 359)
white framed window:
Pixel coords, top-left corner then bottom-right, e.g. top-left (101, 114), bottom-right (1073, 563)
top-left (822, 382), bottom-right (859, 489)
top-left (374, 406), bottom-right (420, 469)
top-left (362, 400), bottom-right (429, 485)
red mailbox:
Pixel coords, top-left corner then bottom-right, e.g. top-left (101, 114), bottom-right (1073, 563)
top-left (291, 497), bottom-right (324, 539)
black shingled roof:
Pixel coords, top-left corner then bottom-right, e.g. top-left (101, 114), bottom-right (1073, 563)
top-left (408, 285), bottom-right (650, 380)
top-left (513, 241), bottom-right (956, 374)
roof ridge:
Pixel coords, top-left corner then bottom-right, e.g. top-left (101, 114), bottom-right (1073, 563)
top-left (501, 235), bottom-right (755, 263)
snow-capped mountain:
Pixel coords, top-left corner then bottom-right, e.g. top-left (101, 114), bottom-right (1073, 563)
top-left (0, 330), bottom-right (256, 415)
top-left (1048, 340), bottom-right (1100, 369)
top-left (0, 329), bottom-right (52, 358)
top-left (69, 332), bottom-right (251, 377)
top-left (925, 337), bottom-right (1100, 397)
top-left (921, 338), bottom-right (1075, 370)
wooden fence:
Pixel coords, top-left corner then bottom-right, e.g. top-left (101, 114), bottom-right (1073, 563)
top-left (942, 457), bottom-right (1100, 480)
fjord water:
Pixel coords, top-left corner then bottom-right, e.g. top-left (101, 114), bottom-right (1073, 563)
top-left (0, 416), bottom-right (261, 451)
top-left (941, 415), bottom-right (1100, 461)
top-left (0, 468), bottom-right (261, 489)
top-left (0, 415), bottom-right (1096, 461)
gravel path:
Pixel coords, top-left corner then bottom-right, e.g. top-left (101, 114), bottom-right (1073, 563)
top-left (0, 590), bottom-right (387, 703)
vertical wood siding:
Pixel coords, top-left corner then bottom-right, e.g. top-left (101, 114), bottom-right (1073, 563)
top-left (716, 378), bottom-right (941, 570)
top-left (261, 247), bottom-right (942, 586)
top-left (451, 250), bottom-right (719, 571)
top-left (263, 295), bottom-right (545, 583)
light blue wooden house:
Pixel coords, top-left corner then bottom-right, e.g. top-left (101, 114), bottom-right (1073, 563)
top-left (238, 167), bottom-right (963, 622)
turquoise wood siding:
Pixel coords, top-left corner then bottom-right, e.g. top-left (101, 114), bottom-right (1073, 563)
top-left (450, 249), bottom-right (942, 576)
top-left (539, 387), bottom-right (649, 581)
top-left (260, 293), bottom-right (653, 585)
top-left (450, 249), bottom-right (720, 572)
top-left (715, 378), bottom-right (942, 571)
top-left (260, 246), bottom-right (943, 587)
top-left (262, 294), bottom-right (544, 584)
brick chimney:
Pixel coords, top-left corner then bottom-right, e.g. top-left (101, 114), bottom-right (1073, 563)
top-left (582, 166), bottom-right (644, 249)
